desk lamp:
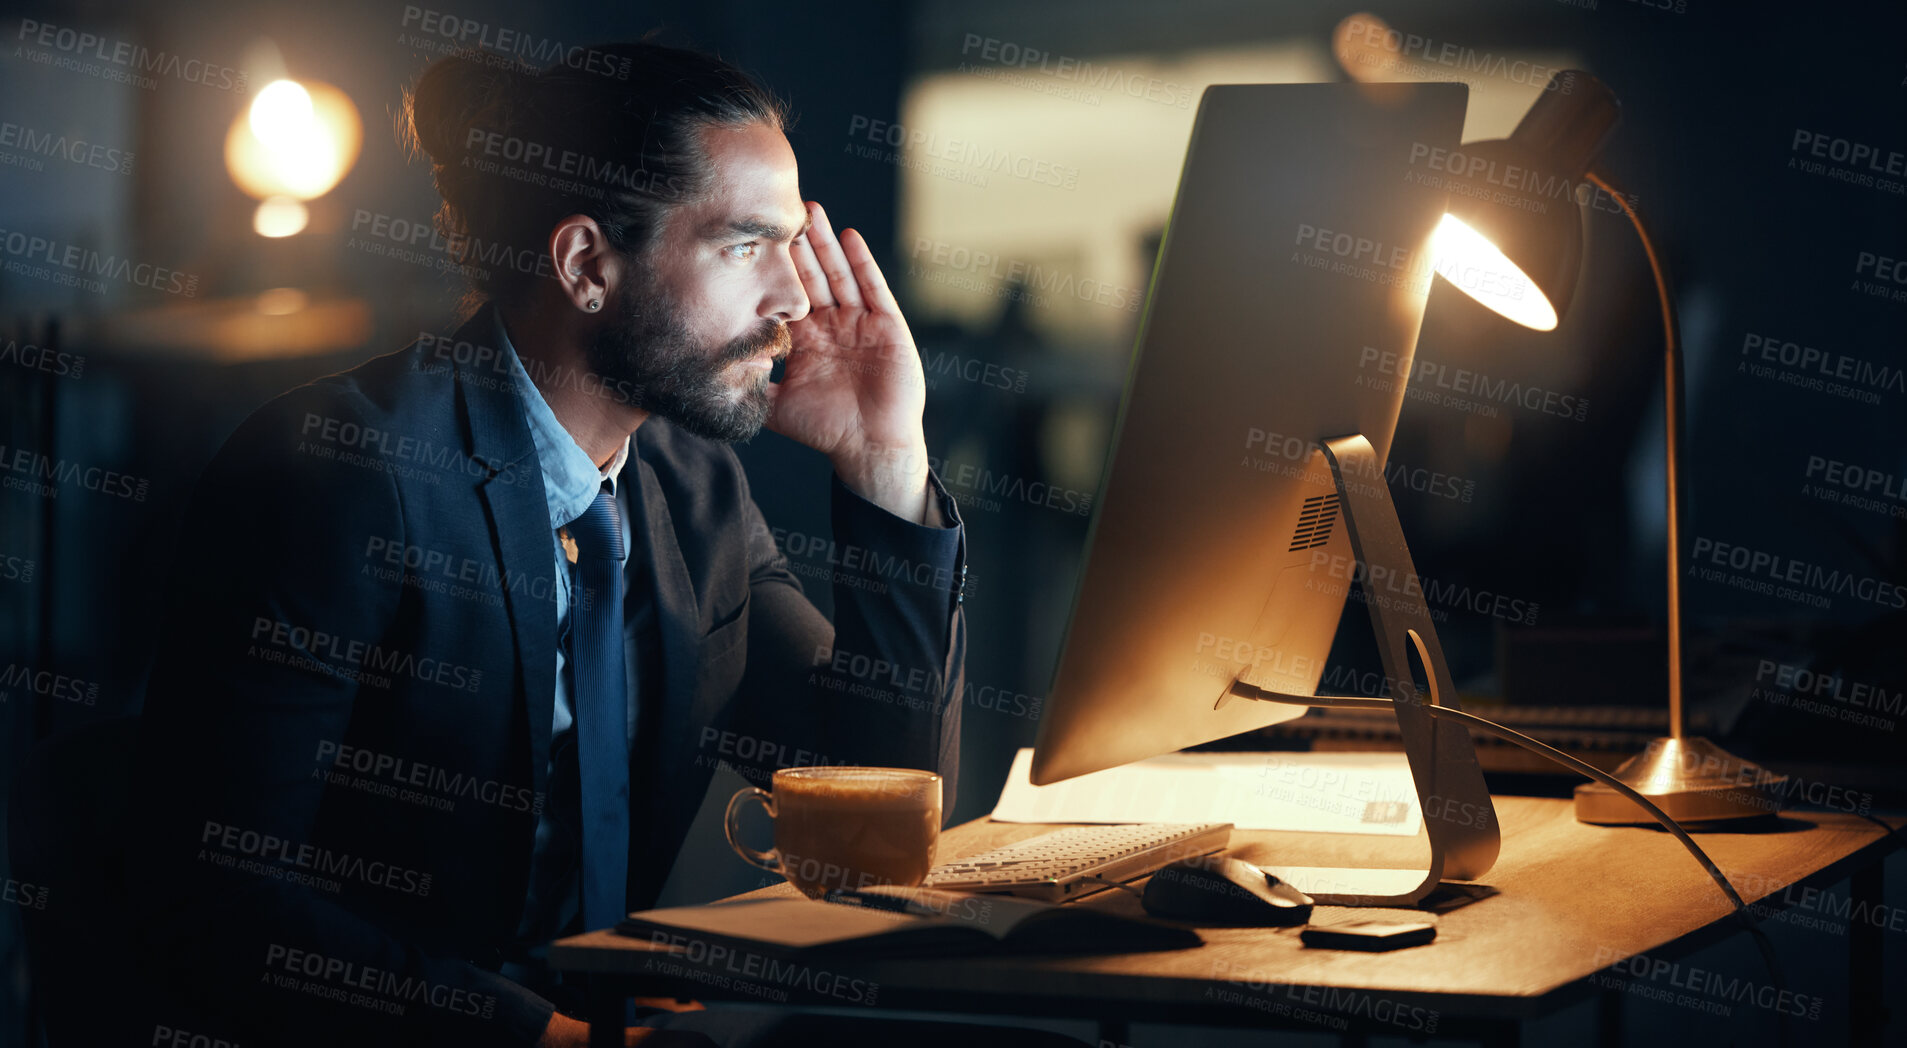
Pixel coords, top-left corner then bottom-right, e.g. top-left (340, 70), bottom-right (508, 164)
top-left (1429, 71), bottom-right (1786, 824)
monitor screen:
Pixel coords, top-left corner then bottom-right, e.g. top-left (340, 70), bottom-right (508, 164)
top-left (1033, 82), bottom-right (1468, 785)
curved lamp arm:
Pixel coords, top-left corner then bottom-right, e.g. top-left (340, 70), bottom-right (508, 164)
top-left (1586, 168), bottom-right (1688, 740)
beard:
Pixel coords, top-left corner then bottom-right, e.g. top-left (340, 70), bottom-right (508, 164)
top-left (585, 264), bottom-right (790, 443)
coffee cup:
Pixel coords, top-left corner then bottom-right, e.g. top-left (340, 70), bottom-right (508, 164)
top-left (723, 766), bottom-right (941, 899)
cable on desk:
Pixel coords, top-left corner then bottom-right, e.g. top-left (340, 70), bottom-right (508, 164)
top-left (1281, 694), bottom-right (1748, 915)
top-left (1857, 811), bottom-right (1905, 844)
top-left (1428, 704), bottom-right (1748, 913)
top-left (1265, 691), bottom-right (1796, 1047)
top-left (1415, 702), bottom-right (1793, 1048)
top-left (1080, 874), bottom-right (1144, 897)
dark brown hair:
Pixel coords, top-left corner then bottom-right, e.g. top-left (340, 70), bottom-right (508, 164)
top-left (403, 41), bottom-right (787, 309)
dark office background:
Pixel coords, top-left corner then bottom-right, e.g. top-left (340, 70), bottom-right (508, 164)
top-left (2, 1), bottom-right (1903, 1045)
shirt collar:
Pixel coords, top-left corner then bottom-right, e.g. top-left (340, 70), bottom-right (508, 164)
top-left (494, 309), bottom-right (632, 532)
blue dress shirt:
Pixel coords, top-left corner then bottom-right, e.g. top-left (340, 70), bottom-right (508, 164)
top-left (494, 312), bottom-right (635, 953)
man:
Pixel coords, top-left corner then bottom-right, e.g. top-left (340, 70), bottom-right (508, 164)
top-left (129, 42), bottom-right (1039, 1048)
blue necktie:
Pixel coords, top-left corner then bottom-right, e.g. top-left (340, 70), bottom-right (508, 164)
top-left (568, 487), bottom-right (629, 931)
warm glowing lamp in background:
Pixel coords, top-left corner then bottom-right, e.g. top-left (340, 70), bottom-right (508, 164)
top-left (1430, 71), bottom-right (1787, 825)
top-left (224, 78), bottom-right (362, 237)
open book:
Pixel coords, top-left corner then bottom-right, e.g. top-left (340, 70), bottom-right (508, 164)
top-left (616, 885), bottom-right (1201, 958)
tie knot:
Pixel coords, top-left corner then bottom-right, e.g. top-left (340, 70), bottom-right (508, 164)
top-left (569, 489), bottom-right (624, 561)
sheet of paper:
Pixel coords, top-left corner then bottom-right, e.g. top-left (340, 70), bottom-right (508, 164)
top-left (989, 749), bottom-right (1422, 836)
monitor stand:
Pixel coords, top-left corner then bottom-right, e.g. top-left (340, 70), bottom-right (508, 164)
top-left (1225, 434), bottom-right (1501, 906)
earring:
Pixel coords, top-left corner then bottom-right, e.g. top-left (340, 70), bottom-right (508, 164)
top-left (587, 300), bottom-right (600, 311)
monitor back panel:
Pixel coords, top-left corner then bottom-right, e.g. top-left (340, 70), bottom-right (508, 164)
top-left (1033, 82), bottom-right (1466, 785)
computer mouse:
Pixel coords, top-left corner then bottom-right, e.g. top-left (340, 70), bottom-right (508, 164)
top-left (1140, 854), bottom-right (1314, 925)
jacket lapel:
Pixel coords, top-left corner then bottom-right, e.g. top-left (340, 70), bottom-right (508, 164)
top-left (451, 305), bottom-right (556, 808)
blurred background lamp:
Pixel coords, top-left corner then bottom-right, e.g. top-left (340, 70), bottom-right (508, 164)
top-left (252, 195), bottom-right (309, 238)
top-left (1432, 71), bottom-right (1788, 825)
top-left (225, 78), bottom-right (362, 234)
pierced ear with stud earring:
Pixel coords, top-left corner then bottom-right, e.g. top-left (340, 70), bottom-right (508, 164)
top-left (569, 267), bottom-right (599, 310)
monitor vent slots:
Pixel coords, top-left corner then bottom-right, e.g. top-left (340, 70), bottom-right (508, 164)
top-left (1288, 494), bottom-right (1340, 552)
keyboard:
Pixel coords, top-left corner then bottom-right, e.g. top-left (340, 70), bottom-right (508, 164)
top-left (922, 822), bottom-right (1232, 903)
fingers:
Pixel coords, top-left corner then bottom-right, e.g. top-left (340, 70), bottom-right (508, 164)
top-left (790, 229), bottom-right (833, 310)
top-left (838, 227), bottom-right (900, 314)
top-left (802, 202), bottom-right (864, 309)
top-left (794, 202), bottom-right (899, 316)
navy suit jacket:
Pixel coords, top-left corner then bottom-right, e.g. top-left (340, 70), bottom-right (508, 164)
top-left (130, 305), bottom-right (968, 1047)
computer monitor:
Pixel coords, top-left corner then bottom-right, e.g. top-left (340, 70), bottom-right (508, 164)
top-left (1030, 82), bottom-right (1496, 904)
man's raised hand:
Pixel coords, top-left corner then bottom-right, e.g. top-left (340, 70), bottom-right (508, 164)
top-left (768, 201), bottom-right (938, 525)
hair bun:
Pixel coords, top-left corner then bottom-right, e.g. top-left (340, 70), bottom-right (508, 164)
top-left (405, 52), bottom-right (537, 169)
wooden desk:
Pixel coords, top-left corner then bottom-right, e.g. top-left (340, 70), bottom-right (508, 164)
top-left (550, 797), bottom-right (1899, 1046)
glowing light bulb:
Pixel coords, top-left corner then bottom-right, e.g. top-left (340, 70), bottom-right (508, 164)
top-left (226, 79), bottom-right (362, 207)
top-left (249, 80), bottom-right (315, 149)
top-left (1429, 213), bottom-right (1558, 331)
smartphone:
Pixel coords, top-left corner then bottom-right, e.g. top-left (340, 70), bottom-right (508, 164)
top-left (1299, 920), bottom-right (1436, 951)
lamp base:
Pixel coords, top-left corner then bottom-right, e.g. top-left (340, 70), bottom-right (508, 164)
top-left (1573, 736), bottom-right (1786, 825)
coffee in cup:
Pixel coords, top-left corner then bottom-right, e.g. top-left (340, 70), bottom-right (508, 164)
top-left (724, 766), bottom-right (941, 899)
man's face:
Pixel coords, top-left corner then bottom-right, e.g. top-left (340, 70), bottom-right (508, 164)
top-left (587, 121), bottom-right (810, 442)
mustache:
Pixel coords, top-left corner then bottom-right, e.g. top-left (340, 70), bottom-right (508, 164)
top-left (720, 320), bottom-right (790, 365)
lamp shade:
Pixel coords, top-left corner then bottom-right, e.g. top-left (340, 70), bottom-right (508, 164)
top-left (1435, 72), bottom-right (1621, 329)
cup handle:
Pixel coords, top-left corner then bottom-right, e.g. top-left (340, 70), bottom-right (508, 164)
top-left (724, 786), bottom-right (781, 875)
